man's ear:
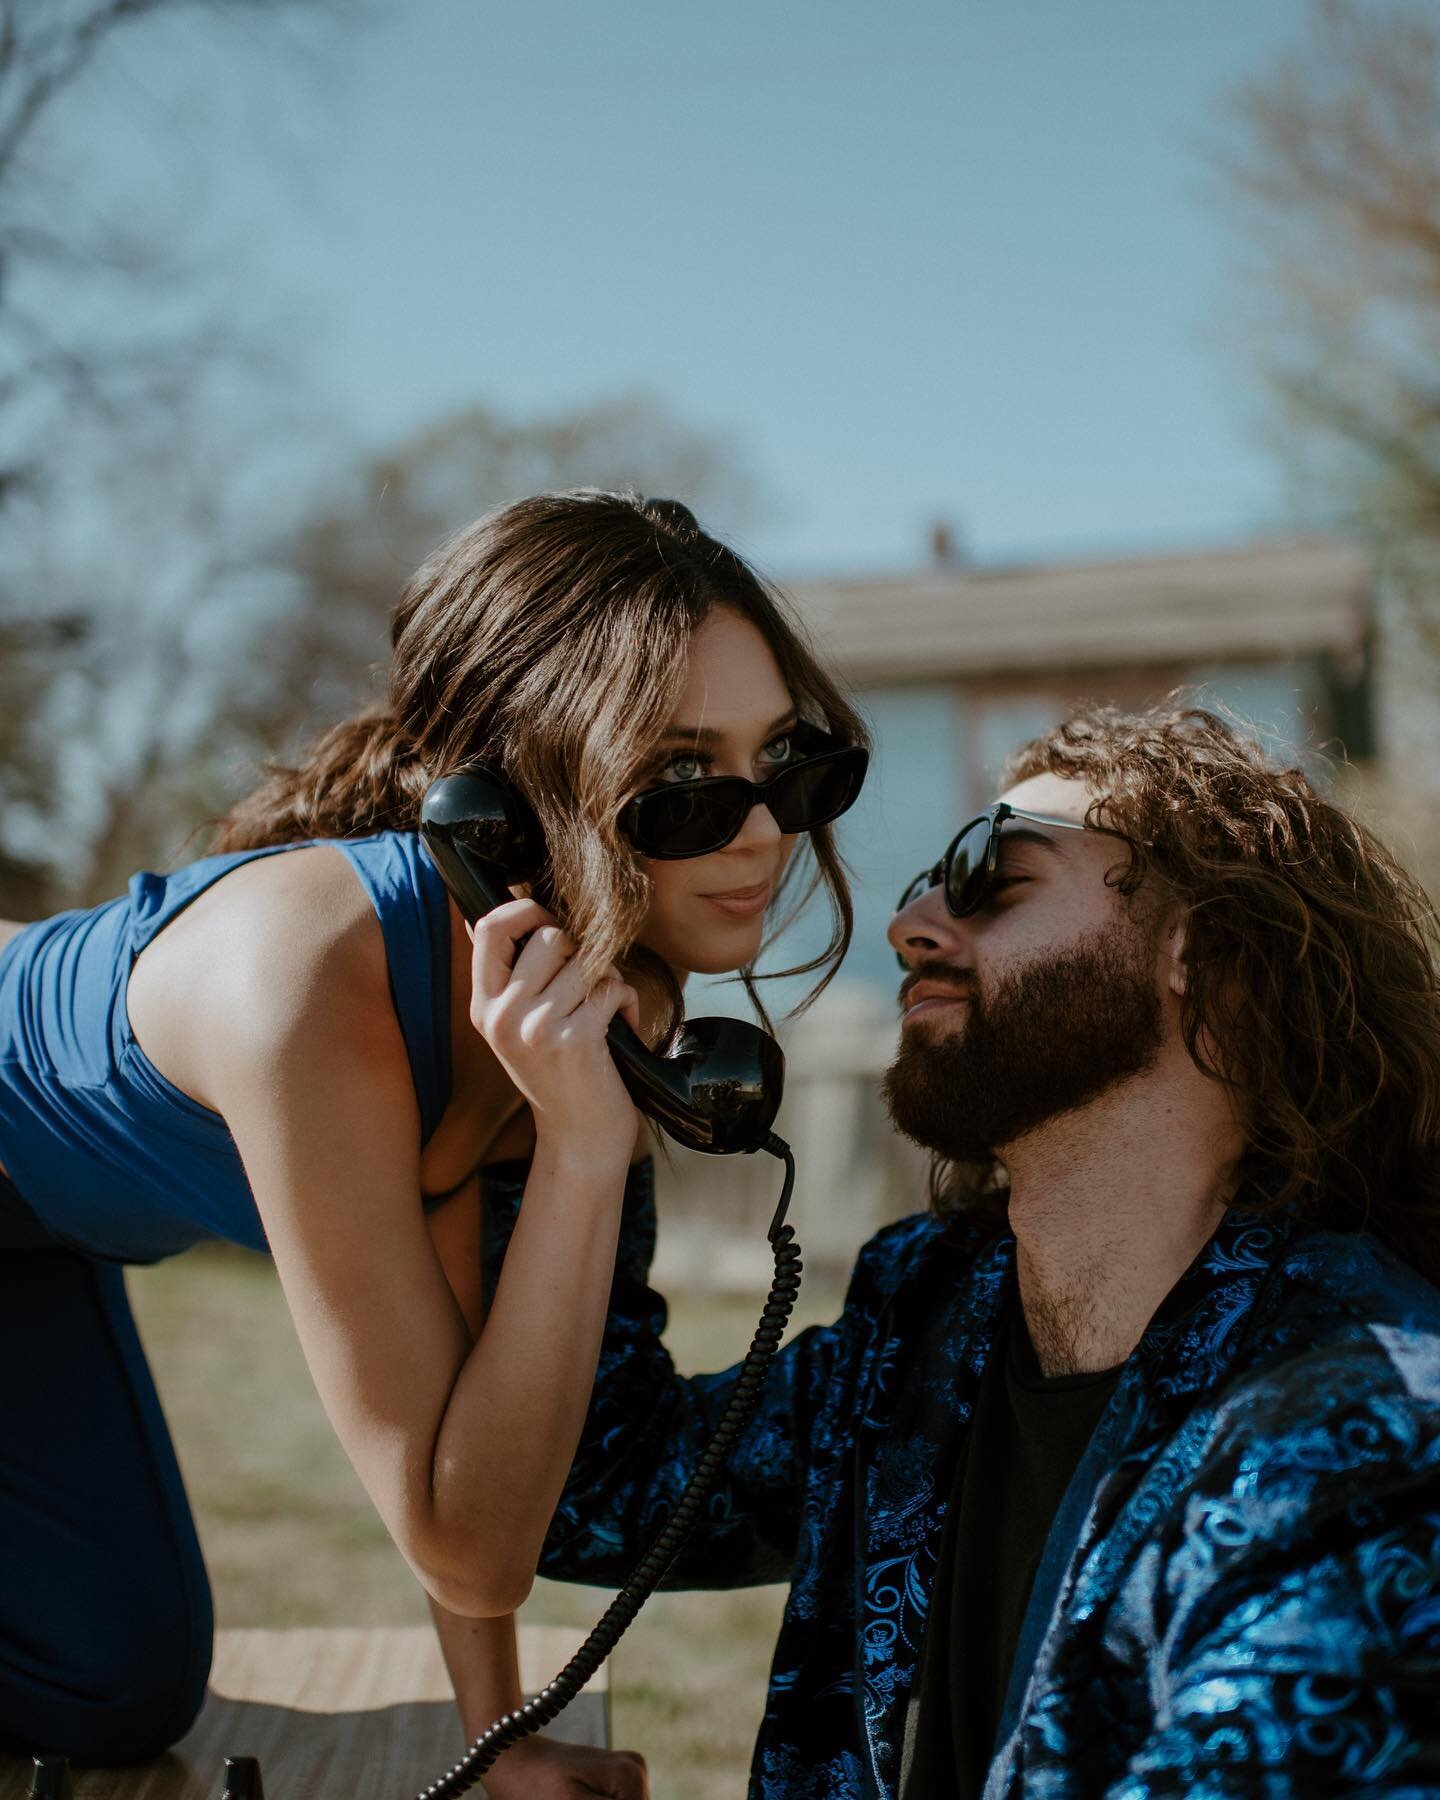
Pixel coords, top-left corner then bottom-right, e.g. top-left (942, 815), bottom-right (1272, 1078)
top-left (1163, 911), bottom-right (1189, 998)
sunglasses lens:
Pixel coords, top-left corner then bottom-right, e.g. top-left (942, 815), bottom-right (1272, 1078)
top-left (766, 749), bottom-right (867, 833)
top-left (625, 743), bottom-right (867, 858)
top-left (628, 780), bottom-right (749, 857)
top-left (945, 819), bottom-right (993, 915)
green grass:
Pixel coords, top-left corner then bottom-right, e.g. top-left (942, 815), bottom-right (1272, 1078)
top-left (126, 1243), bottom-right (845, 1797)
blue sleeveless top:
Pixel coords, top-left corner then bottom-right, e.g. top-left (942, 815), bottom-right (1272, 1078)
top-left (0, 831), bottom-right (453, 1263)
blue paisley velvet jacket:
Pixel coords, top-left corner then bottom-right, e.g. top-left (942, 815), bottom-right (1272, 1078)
top-left (485, 1163), bottom-right (1440, 1798)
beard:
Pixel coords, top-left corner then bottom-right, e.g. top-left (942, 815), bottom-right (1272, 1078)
top-left (883, 913), bottom-right (1165, 1164)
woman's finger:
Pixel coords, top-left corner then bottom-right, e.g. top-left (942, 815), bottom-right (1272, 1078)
top-left (469, 899), bottom-right (560, 1002)
top-left (578, 1747), bottom-right (648, 1797)
top-left (506, 923), bottom-right (580, 999)
top-left (615, 983), bottom-right (642, 1036)
top-left (509, 947), bottom-right (642, 1033)
top-left (573, 977), bottom-right (642, 1038)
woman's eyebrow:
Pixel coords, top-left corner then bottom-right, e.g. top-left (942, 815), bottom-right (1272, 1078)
top-left (657, 707), bottom-right (798, 747)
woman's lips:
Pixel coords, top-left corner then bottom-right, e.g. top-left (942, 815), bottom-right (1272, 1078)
top-left (700, 882), bottom-right (772, 918)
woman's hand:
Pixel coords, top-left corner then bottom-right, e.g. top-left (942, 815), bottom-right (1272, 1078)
top-left (468, 898), bottom-right (641, 1167)
top-left (482, 1733), bottom-right (649, 1799)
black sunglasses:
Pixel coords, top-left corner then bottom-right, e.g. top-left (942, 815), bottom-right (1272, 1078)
top-left (895, 802), bottom-right (1096, 918)
top-left (620, 721), bottom-right (869, 860)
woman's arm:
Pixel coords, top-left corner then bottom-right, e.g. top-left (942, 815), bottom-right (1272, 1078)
top-left (200, 884), bottom-right (642, 1619)
top-left (479, 1161), bottom-right (868, 1594)
top-left (420, 1173), bottom-right (649, 1799)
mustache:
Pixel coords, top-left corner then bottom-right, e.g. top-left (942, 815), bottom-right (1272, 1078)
top-left (897, 958), bottom-right (977, 1011)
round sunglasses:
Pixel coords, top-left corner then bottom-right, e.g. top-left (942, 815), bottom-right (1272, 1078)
top-left (895, 802), bottom-right (1096, 917)
top-left (620, 722), bottom-right (869, 860)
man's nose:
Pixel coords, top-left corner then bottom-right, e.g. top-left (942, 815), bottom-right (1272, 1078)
top-left (888, 884), bottom-right (970, 966)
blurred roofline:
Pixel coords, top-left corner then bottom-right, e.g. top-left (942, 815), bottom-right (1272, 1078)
top-left (784, 533), bottom-right (1371, 684)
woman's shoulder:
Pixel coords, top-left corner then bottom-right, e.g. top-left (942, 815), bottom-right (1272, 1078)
top-left (190, 838), bottom-right (377, 952)
top-left (164, 830), bottom-right (432, 950)
top-left (132, 837), bottom-right (403, 1051)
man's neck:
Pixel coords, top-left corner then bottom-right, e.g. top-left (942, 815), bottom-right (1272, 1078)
top-left (1003, 1050), bottom-right (1241, 1376)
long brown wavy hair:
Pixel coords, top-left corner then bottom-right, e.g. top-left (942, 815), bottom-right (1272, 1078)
top-left (212, 490), bottom-right (869, 1029)
top-left (932, 702), bottom-right (1440, 1286)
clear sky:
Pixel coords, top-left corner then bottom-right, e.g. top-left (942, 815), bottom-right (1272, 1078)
top-left (82, 0), bottom-right (1319, 578)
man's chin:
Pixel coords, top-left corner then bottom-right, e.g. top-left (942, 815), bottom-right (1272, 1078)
top-left (883, 1038), bottom-right (985, 1160)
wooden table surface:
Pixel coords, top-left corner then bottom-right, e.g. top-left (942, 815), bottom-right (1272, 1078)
top-left (1, 1626), bottom-right (608, 1800)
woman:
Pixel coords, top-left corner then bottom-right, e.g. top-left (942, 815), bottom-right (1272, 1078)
top-left (0, 491), bottom-right (868, 1796)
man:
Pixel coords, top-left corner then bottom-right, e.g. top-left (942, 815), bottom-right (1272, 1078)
top-left (490, 703), bottom-right (1440, 1797)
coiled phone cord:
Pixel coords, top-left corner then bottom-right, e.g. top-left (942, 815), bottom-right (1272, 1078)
top-left (413, 1133), bottom-right (801, 1800)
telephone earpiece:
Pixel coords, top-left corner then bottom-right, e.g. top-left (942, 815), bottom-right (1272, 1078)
top-left (419, 769), bottom-right (785, 1155)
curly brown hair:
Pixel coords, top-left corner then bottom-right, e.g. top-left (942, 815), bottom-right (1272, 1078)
top-left (933, 701), bottom-right (1440, 1287)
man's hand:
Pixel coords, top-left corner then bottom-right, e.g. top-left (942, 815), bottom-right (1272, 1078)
top-left (481, 1732), bottom-right (649, 1798)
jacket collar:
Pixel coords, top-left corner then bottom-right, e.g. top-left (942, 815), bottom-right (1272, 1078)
top-left (1129, 1194), bottom-right (1296, 1423)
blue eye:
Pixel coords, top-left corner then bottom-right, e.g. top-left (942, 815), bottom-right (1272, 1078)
top-left (758, 732), bottom-right (793, 768)
top-left (661, 752), bottom-right (706, 784)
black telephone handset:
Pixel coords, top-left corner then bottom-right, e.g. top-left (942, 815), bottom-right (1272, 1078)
top-left (409, 769), bottom-right (802, 1800)
top-left (419, 768), bottom-right (785, 1155)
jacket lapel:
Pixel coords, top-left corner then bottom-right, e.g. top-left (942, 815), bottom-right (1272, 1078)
top-left (854, 1227), bottom-right (1015, 1798)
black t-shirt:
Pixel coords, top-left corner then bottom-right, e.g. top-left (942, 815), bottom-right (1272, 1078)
top-left (903, 1292), bottom-right (1126, 1799)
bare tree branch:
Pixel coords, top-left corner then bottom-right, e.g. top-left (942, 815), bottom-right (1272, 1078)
top-left (0, 3), bottom-right (169, 172)
top-left (0, 0), bottom-right (356, 912)
top-left (1208, 1), bottom-right (1440, 548)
